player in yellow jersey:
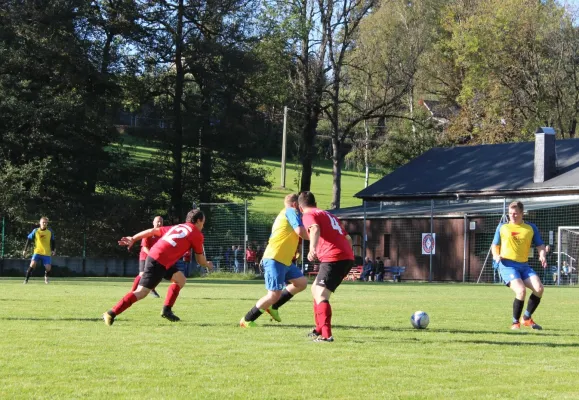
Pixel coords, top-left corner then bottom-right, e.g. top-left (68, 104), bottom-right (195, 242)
top-left (22, 217), bottom-right (56, 284)
top-left (239, 193), bottom-right (309, 327)
top-left (492, 201), bottom-right (546, 330)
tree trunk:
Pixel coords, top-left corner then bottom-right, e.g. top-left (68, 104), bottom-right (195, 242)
top-left (86, 31), bottom-right (115, 195)
top-left (300, 112), bottom-right (317, 192)
top-left (331, 139), bottom-right (342, 210)
top-left (171, 0), bottom-right (185, 218)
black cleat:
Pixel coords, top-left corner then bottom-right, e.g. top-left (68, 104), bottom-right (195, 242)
top-left (307, 328), bottom-right (320, 337)
top-left (161, 310), bottom-right (181, 322)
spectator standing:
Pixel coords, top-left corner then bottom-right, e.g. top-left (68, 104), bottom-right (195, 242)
top-left (375, 257), bottom-right (385, 282)
top-left (246, 245), bottom-right (258, 274)
top-left (224, 246), bottom-right (233, 270)
top-left (234, 245), bottom-right (242, 273)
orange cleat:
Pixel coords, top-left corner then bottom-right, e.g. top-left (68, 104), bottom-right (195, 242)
top-left (523, 318), bottom-right (542, 330)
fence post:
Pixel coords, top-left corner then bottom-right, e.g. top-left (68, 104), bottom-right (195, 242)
top-left (1, 216), bottom-right (5, 258)
top-left (244, 199), bottom-right (248, 274)
top-left (82, 231), bottom-right (86, 276)
top-left (463, 214), bottom-right (468, 282)
top-left (0, 216), bottom-right (4, 275)
top-left (429, 199), bottom-right (434, 282)
top-left (362, 201), bottom-right (367, 261)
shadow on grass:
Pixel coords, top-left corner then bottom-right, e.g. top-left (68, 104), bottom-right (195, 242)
top-left (268, 323), bottom-right (579, 338)
top-left (1, 317), bottom-right (103, 322)
top-left (457, 339), bottom-right (579, 348)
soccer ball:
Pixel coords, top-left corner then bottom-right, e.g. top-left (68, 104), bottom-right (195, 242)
top-left (410, 311), bottom-right (429, 329)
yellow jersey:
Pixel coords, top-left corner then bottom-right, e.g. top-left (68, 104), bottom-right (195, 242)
top-left (492, 222), bottom-right (544, 263)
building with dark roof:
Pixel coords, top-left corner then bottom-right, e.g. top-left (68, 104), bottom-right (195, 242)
top-left (334, 130), bottom-right (579, 283)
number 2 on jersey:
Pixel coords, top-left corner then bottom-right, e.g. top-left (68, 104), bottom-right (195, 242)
top-left (162, 224), bottom-right (192, 247)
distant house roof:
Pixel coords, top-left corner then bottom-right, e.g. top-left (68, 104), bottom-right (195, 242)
top-left (355, 138), bottom-right (579, 200)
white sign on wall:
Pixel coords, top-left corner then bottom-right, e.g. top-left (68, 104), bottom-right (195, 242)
top-left (422, 233), bottom-right (436, 255)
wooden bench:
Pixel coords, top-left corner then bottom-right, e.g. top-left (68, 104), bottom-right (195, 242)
top-left (345, 265), bottom-right (363, 281)
top-left (384, 266), bottom-right (406, 282)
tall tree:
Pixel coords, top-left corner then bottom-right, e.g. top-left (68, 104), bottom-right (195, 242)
top-left (0, 0), bottom-right (117, 220)
top-left (139, 0), bottom-right (271, 216)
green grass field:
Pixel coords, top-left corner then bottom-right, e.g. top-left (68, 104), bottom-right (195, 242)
top-left (2, 278), bottom-right (579, 399)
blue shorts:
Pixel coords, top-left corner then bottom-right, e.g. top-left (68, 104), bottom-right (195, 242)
top-left (262, 258), bottom-right (304, 291)
top-left (498, 259), bottom-right (537, 285)
top-left (31, 254), bottom-right (51, 265)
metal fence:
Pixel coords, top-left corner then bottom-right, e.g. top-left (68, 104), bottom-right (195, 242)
top-left (0, 202), bottom-right (276, 277)
top-left (338, 196), bottom-right (579, 284)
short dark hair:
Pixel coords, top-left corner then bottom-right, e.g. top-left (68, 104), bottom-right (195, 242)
top-left (298, 191), bottom-right (316, 207)
top-left (186, 209), bottom-right (205, 224)
top-left (509, 201), bottom-right (524, 212)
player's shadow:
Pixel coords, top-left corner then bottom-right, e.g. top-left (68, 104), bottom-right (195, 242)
top-left (1, 317), bottom-right (102, 322)
top-left (196, 297), bottom-right (265, 301)
top-left (272, 323), bottom-right (579, 338)
top-left (458, 339), bottom-right (579, 348)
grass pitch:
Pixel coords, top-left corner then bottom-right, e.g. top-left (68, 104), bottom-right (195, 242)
top-left (2, 278), bottom-right (579, 399)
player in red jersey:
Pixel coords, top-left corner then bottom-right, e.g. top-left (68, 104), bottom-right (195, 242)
top-left (130, 215), bottom-right (163, 298)
top-left (298, 191), bottom-right (354, 342)
top-left (102, 209), bottom-right (213, 326)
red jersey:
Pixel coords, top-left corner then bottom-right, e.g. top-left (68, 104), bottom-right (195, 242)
top-left (148, 223), bottom-right (204, 268)
top-left (302, 208), bottom-right (354, 262)
top-left (139, 235), bottom-right (161, 261)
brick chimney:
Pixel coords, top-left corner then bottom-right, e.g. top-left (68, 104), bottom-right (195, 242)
top-left (534, 127), bottom-right (556, 183)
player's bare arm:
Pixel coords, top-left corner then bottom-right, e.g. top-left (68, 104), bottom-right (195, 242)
top-left (119, 227), bottom-right (162, 249)
top-left (22, 239), bottom-right (30, 257)
top-left (194, 253), bottom-right (214, 270)
top-left (537, 244), bottom-right (547, 268)
top-left (294, 225), bottom-right (309, 240)
top-left (307, 224), bottom-right (320, 261)
top-left (345, 234), bottom-right (353, 249)
top-left (492, 244), bottom-right (501, 262)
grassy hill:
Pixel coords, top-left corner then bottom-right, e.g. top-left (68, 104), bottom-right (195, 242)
top-left (251, 158), bottom-right (382, 214)
top-left (116, 133), bottom-right (383, 215)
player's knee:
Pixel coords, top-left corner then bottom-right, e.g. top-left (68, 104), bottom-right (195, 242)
top-left (293, 277), bottom-right (307, 292)
top-left (134, 287), bottom-right (150, 300)
top-left (45, 265), bottom-right (52, 272)
top-left (268, 290), bottom-right (282, 302)
top-left (513, 287), bottom-right (526, 299)
top-left (535, 284), bottom-right (544, 296)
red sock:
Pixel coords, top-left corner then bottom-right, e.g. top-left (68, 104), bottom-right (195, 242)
top-left (112, 292), bottom-right (138, 315)
top-left (314, 300), bottom-right (323, 334)
top-left (164, 284), bottom-right (181, 307)
top-left (131, 275), bottom-right (141, 292)
top-left (318, 301), bottom-right (332, 338)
